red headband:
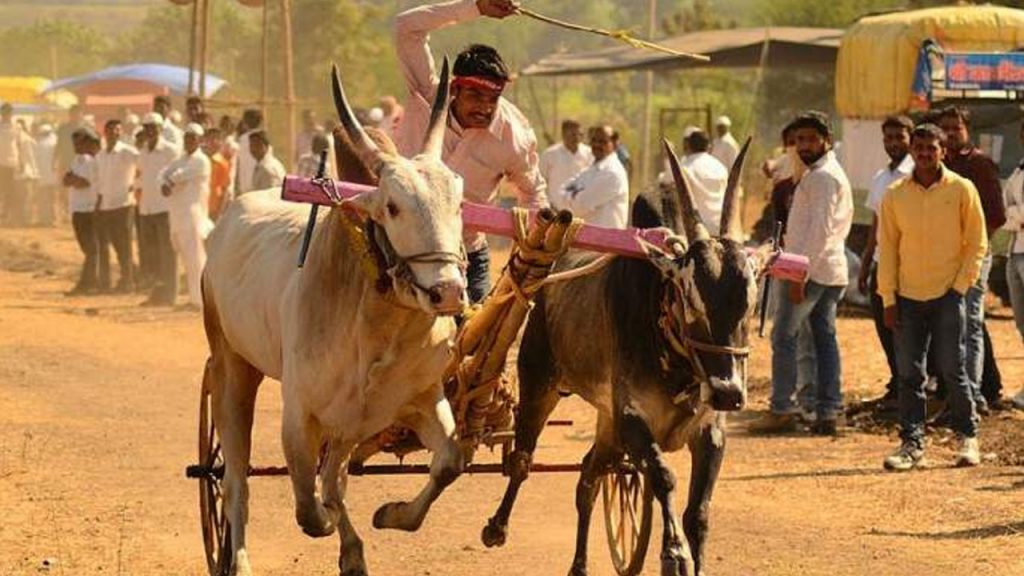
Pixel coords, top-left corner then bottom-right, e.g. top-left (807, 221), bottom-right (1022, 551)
top-left (451, 76), bottom-right (506, 93)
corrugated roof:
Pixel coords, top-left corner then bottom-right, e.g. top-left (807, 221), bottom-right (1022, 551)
top-left (521, 27), bottom-right (842, 77)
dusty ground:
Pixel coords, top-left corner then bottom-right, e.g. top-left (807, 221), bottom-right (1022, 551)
top-left (1, 226), bottom-right (1022, 576)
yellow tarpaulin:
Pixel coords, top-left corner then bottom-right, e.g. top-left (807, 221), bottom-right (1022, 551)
top-left (836, 6), bottom-right (1024, 119)
top-left (0, 77), bottom-right (51, 104)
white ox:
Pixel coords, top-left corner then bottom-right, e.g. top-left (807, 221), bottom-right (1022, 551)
top-left (201, 61), bottom-right (466, 576)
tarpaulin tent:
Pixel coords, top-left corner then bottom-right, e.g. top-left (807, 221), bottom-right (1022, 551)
top-left (522, 27), bottom-right (842, 77)
top-left (44, 63), bottom-right (226, 98)
top-left (836, 5), bottom-right (1024, 119)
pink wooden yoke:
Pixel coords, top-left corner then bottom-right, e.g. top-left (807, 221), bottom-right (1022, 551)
top-left (280, 176), bottom-right (808, 279)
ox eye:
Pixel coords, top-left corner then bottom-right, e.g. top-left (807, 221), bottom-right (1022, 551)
top-left (386, 202), bottom-right (399, 218)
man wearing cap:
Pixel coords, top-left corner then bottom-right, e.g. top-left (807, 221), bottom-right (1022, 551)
top-left (95, 119), bottom-right (140, 292)
top-left (137, 112), bottom-right (180, 305)
top-left (160, 123), bottom-right (212, 309)
top-left (62, 129), bottom-right (101, 294)
top-left (711, 115), bottom-right (740, 171)
top-left (751, 111), bottom-right (852, 436)
top-left (395, 0), bottom-right (547, 303)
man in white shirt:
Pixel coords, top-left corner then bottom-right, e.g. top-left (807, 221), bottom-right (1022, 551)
top-left (62, 129), bottom-right (101, 294)
top-left (137, 113), bottom-right (180, 306)
top-left (752, 111), bottom-right (853, 436)
top-left (541, 119), bottom-right (593, 209)
top-left (679, 127), bottom-right (728, 235)
top-left (161, 123), bottom-right (212, 309)
top-left (0, 103), bottom-right (27, 226)
top-left (1000, 122), bottom-right (1024, 411)
top-left (555, 125), bottom-right (629, 229)
top-left (95, 119), bottom-right (140, 292)
top-left (394, 0), bottom-right (548, 303)
top-left (856, 115), bottom-right (915, 407)
top-left (32, 124), bottom-right (58, 227)
top-left (234, 109), bottom-right (264, 196)
top-left (153, 95), bottom-right (183, 151)
top-left (711, 115), bottom-right (740, 171)
top-left (249, 130), bottom-right (287, 190)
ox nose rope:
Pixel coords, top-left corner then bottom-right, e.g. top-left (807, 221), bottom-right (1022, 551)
top-left (367, 220), bottom-right (468, 304)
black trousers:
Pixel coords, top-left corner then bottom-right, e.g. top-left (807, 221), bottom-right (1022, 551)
top-left (0, 166), bottom-right (15, 225)
top-left (71, 212), bottom-right (100, 289)
top-left (868, 264), bottom-right (899, 392)
top-left (96, 206), bottom-right (134, 289)
top-left (138, 212), bottom-right (177, 302)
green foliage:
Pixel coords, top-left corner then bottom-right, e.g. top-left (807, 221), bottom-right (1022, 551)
top-left (0, 19), bottom-right (110, 77)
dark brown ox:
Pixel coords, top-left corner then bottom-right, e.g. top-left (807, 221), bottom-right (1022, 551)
top-left (482, 140), bottom-right (762, 576)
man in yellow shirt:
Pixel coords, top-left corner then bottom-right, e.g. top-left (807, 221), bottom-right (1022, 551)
top-left (877, 123), bottom-right (986, 471)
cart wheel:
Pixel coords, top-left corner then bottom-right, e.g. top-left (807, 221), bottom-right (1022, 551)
top-left (198, 385), bottom-right (232, 576)
top-left (601, 456), bottom-right (653, 576)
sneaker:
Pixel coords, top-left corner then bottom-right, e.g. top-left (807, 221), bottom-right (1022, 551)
top-left (954, 436), bottom-right (980, 468)
top-left (1011, 389), bottom-right (1024, 411)
top-left (748, 412), bottom-right (798, 434)
top-left (883, 442), bottom-right (925, 472)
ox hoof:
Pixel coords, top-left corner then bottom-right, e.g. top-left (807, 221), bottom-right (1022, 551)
top-left (372, 502), bottom-right (422, 532)
top-left (340, 569), bottom-right (368, 576)
top-left (480, 519), bottom-right (507, 548)
top-left (661, 551), bottom-right (694, 576)
top-left (231, 550), bottom-right (253, 576)
top-left (297, 503), bottom-right (338, 538)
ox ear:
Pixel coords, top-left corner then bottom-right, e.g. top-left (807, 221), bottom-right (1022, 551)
top-left (341, 190), bottom-right (378, 220)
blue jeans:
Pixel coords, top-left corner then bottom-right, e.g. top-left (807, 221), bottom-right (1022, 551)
top-left (771, 281), bottom-right (845, 419)
top-left (963, 254), bottom-right (991, 402)
top-left (1005, 253), bottom-right (1024, 343)
top-left (466, 245), bottom-right (491, 304)
top-left (896, 291), bottom-right (977, 447)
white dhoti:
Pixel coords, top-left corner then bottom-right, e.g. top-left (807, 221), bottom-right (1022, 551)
top-left (170, 203), bottom-right (209, 306)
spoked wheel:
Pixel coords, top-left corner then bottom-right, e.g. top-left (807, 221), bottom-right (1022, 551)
top-left (198, 384), bottom-right (232, 576)
top-left (601, 455), bottom-right (653, 576)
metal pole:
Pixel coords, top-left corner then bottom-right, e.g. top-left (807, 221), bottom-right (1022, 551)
top-left (281, 0), bottom-right (296, 170)
top-left (639, 0), bottom-right (657, 189)
top-left (260, 0), bottom-right (270, 116)
top-left (188, 0), bottom-right (199, 95)
top-left (199, 0), bottom-right (211, 98)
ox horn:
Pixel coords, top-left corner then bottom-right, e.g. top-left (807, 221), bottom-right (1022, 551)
top-left (422, 56), bottom-right (451, 159)
top-left (663, 139), bottom-right (710, 243)
top-left (719, 136), bottom-right (752, 240)
top-left (331, 62), bottom-right (381, 169)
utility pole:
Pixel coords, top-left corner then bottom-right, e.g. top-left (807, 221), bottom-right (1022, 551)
top-left (281, 0), bottom-right (296, 169)
top-left (639, 0), bottom-right (657, 189)
top-left (199, 0), bottom-right (211, 98)
top-left (188, 0), bottom-right (199, 94)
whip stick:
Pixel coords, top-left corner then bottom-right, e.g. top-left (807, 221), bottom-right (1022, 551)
top-left (296, 149), bottom-right (328, 268)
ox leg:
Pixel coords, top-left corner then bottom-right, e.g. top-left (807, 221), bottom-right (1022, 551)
top-left (208, 352), bottom-right (262, 576)
top-left (481, 384), bottom-right (561, 548)
top-left (568, 419), bottom-right (617, 576)
top-left (620, 405), bottom-right (694, 576)
top-left (321, 442), bottom-right (368, 576)
top-left (373, 394), bottom-right (463, 532)
top-left (683, 415), bottom-right (726, 576)
top-left (282, 399), bottom-right (338, 538)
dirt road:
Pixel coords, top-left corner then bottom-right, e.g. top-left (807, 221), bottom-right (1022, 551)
top-left (1, 227), bottom-right (1021, 576)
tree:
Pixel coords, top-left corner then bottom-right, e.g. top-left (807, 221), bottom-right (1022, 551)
top-left (0, 19), bottom-right (110, 77)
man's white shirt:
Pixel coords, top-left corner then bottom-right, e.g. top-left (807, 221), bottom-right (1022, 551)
top-left (680, 152), bottom-right (729, 236)
top-left (865, 154), bottom-right (914, 263)
top-left (68, 154), bottom-right (99, 213)
top-left (96, 141), bottom-right (139, 210)
top-left (138, 138), bottom-right (180, 215)
top-left (556, 154), bottom-right (629, 229)
top-left (711, 133), bottom-right (739, 170)
top-left (541, 142), bottom-right (593, 209)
